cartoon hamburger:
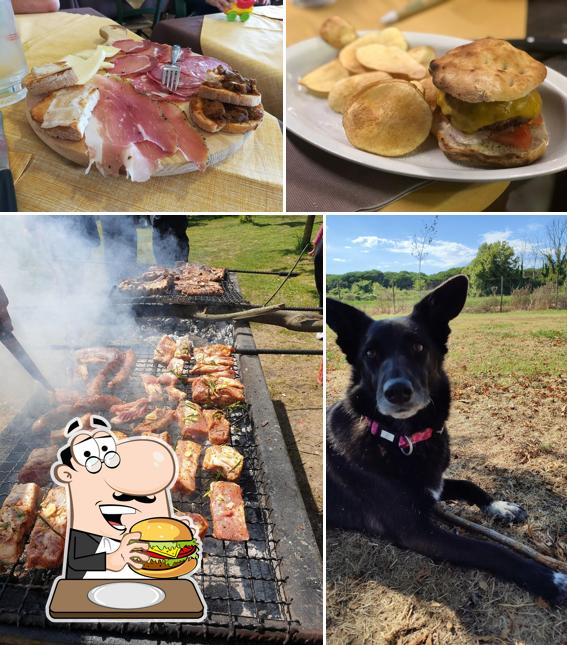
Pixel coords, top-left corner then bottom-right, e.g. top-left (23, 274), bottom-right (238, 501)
top-left (130, 517), bottom-right (200, 578)
top-left (429, 38), bottom-right (548, 167)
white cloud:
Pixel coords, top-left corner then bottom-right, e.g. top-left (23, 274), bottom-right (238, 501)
top-left (481, 230), bottom-right (512, 244)
top-left (344, 245), bottom-right (352, 249)
top-left (351, 235), bottom-right (390, 249)
top-left (332, 257), bottom-right (347, 263)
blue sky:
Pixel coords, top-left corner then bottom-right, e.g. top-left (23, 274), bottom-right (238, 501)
top-left (326, 215), bottom-right (560, 275)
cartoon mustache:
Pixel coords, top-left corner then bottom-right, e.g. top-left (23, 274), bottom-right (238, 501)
top-left (112, 492), bottom-right (156, 504)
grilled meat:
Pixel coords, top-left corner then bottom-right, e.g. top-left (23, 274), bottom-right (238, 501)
top-left (108, 348), bottom-right (136, 390)
top-left (118, 267), bottom-right (174, 295)
top-left (133, 408), bottom-right (175, 434)
top-left (203, 445), bottom-right (244, 482)
top-left (87, 351), bottom-right (125, 396)
top-left (174, 440), bottom-right (202, 494)
top-left (174, 280), bottom-right (223, 297)
top-left (209, 481), bottom-right (249, 542)
top-left (141, 430), bottom-right (171, 445)
top-left (0, 483), bottom-right (41, 563)
top-left (32, 398), bottom-right (121, 434)
top-left (154, 335), bottom-right (177, 365)
top-left (18, 446), bottom-right (59, 486)
top-left (110, 398), bottom-right (150, 425)
top-left (52, 389), bottom-right (81, 405)
top-left (192, 376), bottom-right (245, 408)
top-left (25, 486), bottom-right (67, 570)
top-left (185, 512), bottom-right (208, 539)
top-left (174, 336), bottom-right (193, 361)
top-left (193, 344), bottom-right (234, 361)
top-left (158, 372), bottom-right (179, 387)
top-left (75, 347), bottom-right (122, 365)
top-left (204, 409), bottom-right (231, 445)
top-left (177, 401), bottom-right (209, 441)
top-left (166, 357), bottom-right (185, 377)
top-left (141, 374), bottom-right (164, 403)
top-left (165, 386), bottom-right (186, 403)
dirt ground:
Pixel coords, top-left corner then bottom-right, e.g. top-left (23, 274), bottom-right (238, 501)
top-left (326, 312), bottom-right (567, 645)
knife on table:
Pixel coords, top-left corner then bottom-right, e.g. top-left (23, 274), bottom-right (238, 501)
top-left (0, 112), bottom-right (18, 212)
top-left (508, 38), bottom-right (567, 55)
top-left (0, 285), bottom-right (53, 391)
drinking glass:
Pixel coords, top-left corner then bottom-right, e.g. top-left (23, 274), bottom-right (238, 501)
top-left (0, 0), bottom-right (28, 107)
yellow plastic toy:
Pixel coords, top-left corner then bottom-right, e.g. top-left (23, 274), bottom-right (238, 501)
top-left (225, 0), bottom-right (254, 22)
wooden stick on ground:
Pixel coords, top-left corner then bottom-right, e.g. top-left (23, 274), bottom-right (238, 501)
top-left (435, 505), bottom-right (567, 573)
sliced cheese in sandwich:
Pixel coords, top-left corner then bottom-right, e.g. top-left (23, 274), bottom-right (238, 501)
top-left (31, 85), bottom-right (100, 141)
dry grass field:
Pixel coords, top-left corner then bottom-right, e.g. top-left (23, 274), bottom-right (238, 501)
top-left (326, 310), bottom-right (567, 645)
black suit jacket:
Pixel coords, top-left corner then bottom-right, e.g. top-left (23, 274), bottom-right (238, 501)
top-left (65, 529), bottom-right (108, 579)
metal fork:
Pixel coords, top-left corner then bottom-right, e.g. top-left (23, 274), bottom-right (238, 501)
top-left (161, 44), bottom-right (182, 92)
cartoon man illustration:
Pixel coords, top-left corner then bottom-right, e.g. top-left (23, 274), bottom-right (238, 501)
top-left (47, 415), bottom-right (206, 621)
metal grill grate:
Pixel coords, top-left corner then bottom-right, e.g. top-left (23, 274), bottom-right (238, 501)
top-left (0, 328), bottom-right (298, 641)
top-left (111, 272), bottom-right (250, 309)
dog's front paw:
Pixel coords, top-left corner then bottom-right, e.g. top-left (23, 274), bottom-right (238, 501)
top-left (483, 500), bottom-right (528, 524)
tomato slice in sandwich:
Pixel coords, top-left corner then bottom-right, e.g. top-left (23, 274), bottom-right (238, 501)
top-left (490, 123), bottom-right (533, 150)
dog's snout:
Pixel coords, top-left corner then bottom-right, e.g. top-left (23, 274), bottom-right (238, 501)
top-left (383, 378), bottom-right (414, 405)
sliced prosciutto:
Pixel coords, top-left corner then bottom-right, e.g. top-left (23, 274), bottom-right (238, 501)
top-left (148, 54), bottom-right (228, 99)
top-left (160, 101), bottom-right (208, 170)
top-left (109, 54), bottom-right (153, 76)
top-left (130, 74), bottom-right (186, 102)
top-left (113, 39), bottom-right (151, 53)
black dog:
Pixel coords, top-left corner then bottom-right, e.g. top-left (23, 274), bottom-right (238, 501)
top-left (327, 275), bottom-right (567, 605)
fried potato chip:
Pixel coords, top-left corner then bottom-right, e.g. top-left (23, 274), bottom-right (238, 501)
top-left (299, 58), bottom-right (350, 96)
top-left (339, 32), bottom-right (384, 74)
top-left (417, 74), bottom-right (439, 111)
top-left (343, 80), bottom-right (432, 156)
top-left (355, 44), bottom-right (427, 79)
top-left (328, 71), bottom-right (392, 113)
top-left (320, 16), bottom-right (358, 49)
top-left (408, 45), bottom-right (437, 68)
top-left (374, 27), bottom-right (408, 51)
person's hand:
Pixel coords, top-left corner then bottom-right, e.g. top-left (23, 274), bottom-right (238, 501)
top-left (206, 0), bottom-right (233, 12)
top-left (106, 531), bottom-right (149, 571)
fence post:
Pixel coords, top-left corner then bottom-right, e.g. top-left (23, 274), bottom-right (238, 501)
top-left (500, 276), bottom-right (504, 313)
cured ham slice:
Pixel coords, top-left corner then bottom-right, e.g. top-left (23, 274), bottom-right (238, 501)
top-left (148, 54), bottom-right (227, 99)
top-left (130, 74), bottom-right (186, 102)
top-left (159, 102), bottom-right (208, 170)
top-left (110, 54), bottom-right (153, 76)
top-left (113, 39), bottom-right (151, 53)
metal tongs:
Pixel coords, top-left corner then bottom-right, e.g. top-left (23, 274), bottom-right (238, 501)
top-left (161, 44), bottom-right (182, 92)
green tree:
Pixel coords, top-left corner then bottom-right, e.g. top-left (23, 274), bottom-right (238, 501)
top-left (468, 242), bottom-right (520, 295)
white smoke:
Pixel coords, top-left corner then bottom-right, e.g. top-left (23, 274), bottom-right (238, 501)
top-left (0, 216), bottom-right (142, 407)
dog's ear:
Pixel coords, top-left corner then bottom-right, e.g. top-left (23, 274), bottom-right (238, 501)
top-left (412, 275), bottom-right (468, 325)
top-left (327, 298), bottom-right (373, 364)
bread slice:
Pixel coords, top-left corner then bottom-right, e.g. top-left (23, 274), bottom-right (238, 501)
top-left (198, 84), bottom-right (262, 107)
top-left (432, 112), bottom-right (548, 167)
top-left (23, 62), bottom-right (79, 96)
top-left (190, 96), bottom-right (263, 134)
top-left (30, 85), bottom-right (100, 141)
top-left (224, 118), bottom-right (262, 134)
top-left (189, 96), bottom-right (226, 133)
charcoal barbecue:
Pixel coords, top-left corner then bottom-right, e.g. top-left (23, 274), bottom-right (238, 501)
top-left (0, 277), bottom-right (322, 643)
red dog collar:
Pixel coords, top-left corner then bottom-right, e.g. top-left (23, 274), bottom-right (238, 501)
top-left (367, 418), bottom-right (435, 456)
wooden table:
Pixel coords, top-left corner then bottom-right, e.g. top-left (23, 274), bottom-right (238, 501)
top-left (5, 12), bottom-right (282, 212)
top-left (287, 0), bottom-right (528, 212)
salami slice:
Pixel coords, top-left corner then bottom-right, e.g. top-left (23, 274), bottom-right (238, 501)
top-left (110, 54), bottom-right (153, 76)
top-left (113, 39), bottom-right (151, 53)
top-left (130, 74), bottom-right (186, 102)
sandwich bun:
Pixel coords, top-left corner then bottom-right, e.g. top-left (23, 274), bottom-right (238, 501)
top-left (199, 84), bottom-right (262, 107)
top-left (432, 112), bottom-right (549, 167)
top-left (130, 517), bottom-right (199, 579)
top-left (429, 38), bottom-right (547, 103)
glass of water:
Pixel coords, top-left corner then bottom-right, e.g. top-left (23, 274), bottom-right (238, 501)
top-left (0, 0), bottom-right (28, 107)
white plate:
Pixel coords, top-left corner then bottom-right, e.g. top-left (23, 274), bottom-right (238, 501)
top-left (286, 33), bottom-right (567, 182)
top-left (88, 582), bottom-right (165, 609)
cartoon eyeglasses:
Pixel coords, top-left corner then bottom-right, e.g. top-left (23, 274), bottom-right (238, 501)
top-left (72, 434), bottom-right (121, 473)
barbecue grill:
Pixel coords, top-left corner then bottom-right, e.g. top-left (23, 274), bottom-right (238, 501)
top-left (111, 271), bottom-right (250, 312)
top-left (0, 305), bottom-right (322, 642)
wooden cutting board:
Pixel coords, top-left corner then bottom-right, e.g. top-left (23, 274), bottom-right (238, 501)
top-left (25, 24), bottom-right (249, 177)
top-left (48, 578), bottom-right (205, 620)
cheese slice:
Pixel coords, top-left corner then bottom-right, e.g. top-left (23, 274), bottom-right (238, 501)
top-left (61, 47), bottom-right (107, 85)
top-left (69, 45), bottom-right (121, 61)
